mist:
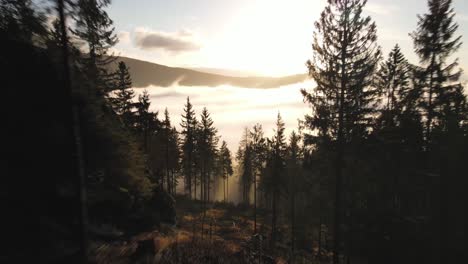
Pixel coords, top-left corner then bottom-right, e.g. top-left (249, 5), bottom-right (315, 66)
top-left (133, 80), bottom-right (314, 152)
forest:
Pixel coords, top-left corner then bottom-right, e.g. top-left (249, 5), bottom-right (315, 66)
top-left (2, 0), bottom-right (467, 263)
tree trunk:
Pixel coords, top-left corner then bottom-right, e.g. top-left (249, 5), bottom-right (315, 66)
top-left (254, 172), bottom-right (257, 233)
top-left (271, 189), bottom-right (278, 249)
top-left (291, 171), bottom-right (296, 263)
top-left (318, 215), bottom-right (322, 256)
top-left (166, 139), bottom-right (170, 192)
top-left (426, 54), bottom-right (436, 141)
top-left (57, 1), bottom-right (88, 262)
top-left (334, 2), bottom-right (348, 260)
top-left (207, 171), bottom-right (211, 203)
top-left (223, 177), bottom-right (226, 203)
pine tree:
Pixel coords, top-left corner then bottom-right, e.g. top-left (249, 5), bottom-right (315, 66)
top-left (270, 113), bottom-right (287, 248)
top-left (0, 0), bottom-right (46, 44)
top-left (135, 90), bottom-right (158, 153)
top-left (301, 1), bottom-right (381, 262)
top-left (72, 0), bottom-right (117, 94)
top-left (411, 0), bottom-right (463, 141)
top-left (376, 44), bottom-right (411, 127)
top-left (250, 124), bottom-right (266, 233)
top-left (111, 61), bottom-right (135, 127)
top-left (411, 2), bottom-right (466, 262)
top-left (218, 141), bottom-right (233, 203)
top-left (287, 130), bottom-right (302, 261)
top-left (198, 107), bottom-right (218, 203)
top-left (161, 108), bottom-right (172, 192)
top-left (237, 128), bottom-right (252, 205)
top-left (180, 97), bottom-right (197, 198)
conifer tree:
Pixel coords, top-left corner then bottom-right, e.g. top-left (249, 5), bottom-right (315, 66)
top-left (411, 1), bottom-right (466, 262)
top-left (302, 0), bottom-right (381, 262)
top-left (168, 126), bottom-right (181, 195)
top-left (250, 124), bottom-right (266, 233)
top-left (198, 107), bottom-right (218, 203)
top-left (180, 97), bottom-right (197, 198)
top-left (287, 130), bottom-right (302, 261)
top-left (0, 0), bottom-right (46, 43)
top-left (411, 0), bottom-right (463, 141)
top-left (376, 44), bottom-right (411, 126)
top-left (237, 128), bottom-right (252, 205)
top-left (135, 90), bottom-right (158, 153)
top-left (218, 141), bottom-right (233, 203)
top-left (72, 0), bottom-right (117, 94)
top-left (111, 61), bottom-right (135, 127)
top-left (155, 109), bottom-right (181, 195)
top-left (270, 113), bottom-right (287, 248)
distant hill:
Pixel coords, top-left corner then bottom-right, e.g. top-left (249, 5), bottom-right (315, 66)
top-left (187, 67), bottom-right (260, 77)
top-left (110, 56), bottom-right (308, 88)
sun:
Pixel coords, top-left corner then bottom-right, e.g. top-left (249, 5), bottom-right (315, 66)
top-left (201, 0), bottom-right (325, 77)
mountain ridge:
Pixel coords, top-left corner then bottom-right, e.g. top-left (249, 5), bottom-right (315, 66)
top-left (110, 56), bottom-right (308, 88)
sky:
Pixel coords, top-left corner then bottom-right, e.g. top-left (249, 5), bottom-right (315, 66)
top-left (107, 0), bottom-right (468, 77)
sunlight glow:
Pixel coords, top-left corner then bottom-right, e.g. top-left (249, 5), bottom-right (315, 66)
top-left (199, 0), bottom-right (325, 76)
top-left (134, 79), bottom-right (315, 151)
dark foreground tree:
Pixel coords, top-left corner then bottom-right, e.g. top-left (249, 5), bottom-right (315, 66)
top-left (302, 0), bottom-right (381, 262)
top-left (411, 0), bottom-right (463, 142)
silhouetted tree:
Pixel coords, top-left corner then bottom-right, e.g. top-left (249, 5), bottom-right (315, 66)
top-left (0, 0), bottom-right (46, 44)
top-left (180, 97), bottom-right (197, 198)
top-left (270, 113), bottom-right (287, 248)
top-left (111, 61), bottom-right (135, 127)
top-left (237, 128), bottom-right (252, 205)
top-left (198, 107), bottom-right (218, 203)
top-left (376, 44), bottom-right (412, 126)
top-left (302, 0), bottom-right (381, 262)
top-left (72, 0), bottom-right (117, 94)
top-left (411, 1), bottom-right (466, 263)
top-left (134, 90), bottom-right (158, 153)
top-left (218, 141), bottom-right (233, 203)
top-left (250, 124), bottom-right (267, 233)
top-left (411, 0), bottom-right (463, 142)
top-left (287, 130), bottom-right (302, 262)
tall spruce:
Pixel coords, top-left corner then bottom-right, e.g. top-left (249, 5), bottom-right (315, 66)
top-left (162, 108), bottom-right (172, 192)
top-left (250, 124), bottom-right (267, 233)
top-left (218, 141), bottom-right (233, 203)
top-left (111, 61), bottom-right (135, 127)
top-left (270, 113), bottom-right (287, 248)
top-left (198, 107), bottom-right (218, 203)
top-left (302, 0), bottom-right (381, 262)
top-left (135, 90), bottom-right (158, 153)
top-left (411, 0), bottom-right (463, 141)
top-left (237, 128), bottom-right (252, 205)
top-left (72, 0), bottom-right (117, 94)
top-left (168, 126), bottom-right (181, 194)
top-left (180, 97), bottom-right (197, 198)
top-left (376, 44), bottom-right (412, 126)
top-left (412, 1), bottom-right (466, 263)
top-left (287, 130), bottom-right (301, 262)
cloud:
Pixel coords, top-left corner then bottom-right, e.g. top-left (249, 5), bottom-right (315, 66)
top-left (364, 3), bottom-right (398, 15)
top-left (134, 28), bottom-right (201, 53)
top-left (117, 31), bottom-right (130, 44)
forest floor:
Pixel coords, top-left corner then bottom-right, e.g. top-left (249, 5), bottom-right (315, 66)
top-left (89, 196), bottom-right (333, 263)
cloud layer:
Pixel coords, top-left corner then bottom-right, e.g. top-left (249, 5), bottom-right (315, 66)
top-left (134, 28), bottom-right (200, 53)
